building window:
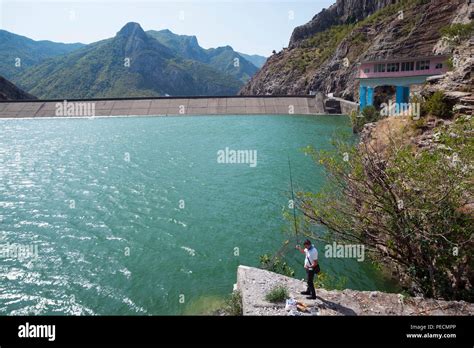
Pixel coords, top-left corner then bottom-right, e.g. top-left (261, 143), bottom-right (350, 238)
top-left (363, 68), bottom-right (370, 73)
top-left (374, 63), bottom-right (386, 73)
top-left (401, 61), bottom-right (414, 71)
top-left (387, 62), bottom-right (400, 72)
top-left (416, 60), bottom-right (430, 70)
top-left (435, 63), bottom-right (443, 69)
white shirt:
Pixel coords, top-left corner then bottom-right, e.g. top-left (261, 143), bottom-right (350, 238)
top-left (304, 246), bottom-right (318, 269)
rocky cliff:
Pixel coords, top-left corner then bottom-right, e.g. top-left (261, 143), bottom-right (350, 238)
top-left (240, 0), bottom-right (466, 100)
top-left (424, 0), bottom-right (473, 114)
top-left (289, 0), bottom-right (397, 47)
top-left (0, 76), bottom-right (35, 100)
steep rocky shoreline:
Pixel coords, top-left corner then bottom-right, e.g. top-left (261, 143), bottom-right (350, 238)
top-left (236, 266), bottom-right (474, 316)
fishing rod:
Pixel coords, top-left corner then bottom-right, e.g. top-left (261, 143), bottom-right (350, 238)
top-left (266, 156), bottom-right (300, 269)
top-left (288, 155), bottom-right (299, 245)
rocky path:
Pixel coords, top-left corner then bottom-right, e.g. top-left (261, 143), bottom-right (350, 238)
top-left (236, 266), bottom-right (474, 316)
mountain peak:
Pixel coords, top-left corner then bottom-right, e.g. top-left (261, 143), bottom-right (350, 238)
top-left (186, 35), bottom-right (199, 47)
top-left (117, 22), bottom-right (147, 40)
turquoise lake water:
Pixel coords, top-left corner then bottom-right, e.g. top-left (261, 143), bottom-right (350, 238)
top-left (0, 115), bottom-right (397, 315)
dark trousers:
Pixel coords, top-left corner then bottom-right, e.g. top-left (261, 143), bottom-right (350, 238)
top-left (306, 269), bottom-right (316, 297)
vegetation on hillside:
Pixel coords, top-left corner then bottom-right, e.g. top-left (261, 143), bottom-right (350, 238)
top-left (350, 91), bottom-right (457, 133)
top-left (423, 91), bottom-right (454, 119)
top-left (295, 24), bottom-right (355, 72)
top-left (147, 30), bottom-right (259, 83)
top-left (0, 29), bottom-right (84, 81)
top-left (440, 22), bottom-right (474, 44)
top-left (301, 0), bottom-right (426, 61)
top-left (351, 106), bottom-right (382, 133)
top-left (14, 32), bottom-right (243, 99)
top-left (3, 24), bottom-right (256, 98)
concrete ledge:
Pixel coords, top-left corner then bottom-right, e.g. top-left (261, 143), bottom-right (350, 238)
top-left (236, 265), bottom-right (474, 316)
top-left (326, 97), bottom-right (359, 115)
top-left (0, 96), bottom-right (327, 118)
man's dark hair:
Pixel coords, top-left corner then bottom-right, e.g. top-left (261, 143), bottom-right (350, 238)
top-left (303, 239), bottom-right (311, 246)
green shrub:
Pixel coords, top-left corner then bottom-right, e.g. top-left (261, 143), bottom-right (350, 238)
top-left (440, 22), bottom-right (474, 44)
top-left (351, 105), bottom-right (381, 133)
top-left (300, 24), bottom-right (354, 67)
top-left (424, 91), bottom-right (453, 119)
top-left (361, 0), bottom-right (422, 26)
top-left (265, 286), bottom-right (289, 303)
top-left (260, 253), bottom-right (295, 277)
top-left (314, 271), bottom-right (348, 290)
top-left (445, 57), bottom-right (454, 71)
top-left (361, 105), bottom-right (381, 122)
top-left (222, 291), bottom-right (242, 316)
top-left (410, 93), bottom-right (428, 118)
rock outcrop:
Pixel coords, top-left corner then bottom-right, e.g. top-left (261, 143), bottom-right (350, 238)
top-left (289, 0), bottom-right (397, 47)
top-left (240, 0), bottom-right (466, 100)
top-left (236, 266), bottom-right (474, 316)
top-left (0, 75), bottom-right (35, 100)
top-left (423, 1), bottom-right (473, 114)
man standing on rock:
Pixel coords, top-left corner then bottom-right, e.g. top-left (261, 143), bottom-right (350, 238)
top-left (296, 239), bottom-right (318, 300)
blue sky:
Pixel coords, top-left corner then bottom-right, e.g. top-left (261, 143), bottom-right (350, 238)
top-left (0, 0), bottom-right (334, 56)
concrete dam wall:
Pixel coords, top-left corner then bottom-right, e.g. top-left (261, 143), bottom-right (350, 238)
top-left (0, 96), bottom-right (329, 118)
